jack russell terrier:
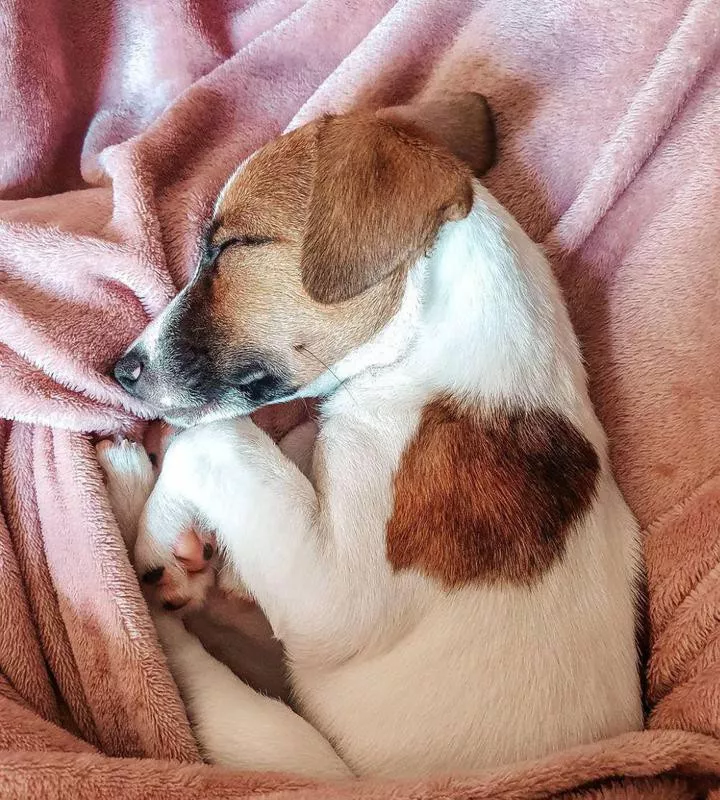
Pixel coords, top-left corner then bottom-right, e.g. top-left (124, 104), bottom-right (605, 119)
top-left (97, 92), bottom-right (643, 780)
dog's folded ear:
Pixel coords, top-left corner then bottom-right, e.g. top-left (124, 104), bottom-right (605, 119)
top-left (377, 92), bottom-right (496, 177)
top-left (300, 113), bottom-right (474, 304)
top-left (300, 95), bottom-right (495, 305)
top-left (300, 93), bottom-right (496, 306)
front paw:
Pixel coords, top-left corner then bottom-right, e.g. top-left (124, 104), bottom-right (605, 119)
top-left (134, 417), bottom-right (258, 612)
top-left (96, 438), bottom-right (156, 549)
top-left (135, 489), bottom-right (217, 613)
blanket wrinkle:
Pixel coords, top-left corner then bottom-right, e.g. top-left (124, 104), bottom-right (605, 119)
top-left (544, 0), bottom-right (720, 261)
top-left (285, 0), bottom-right (478, 128)
top-left (643, 469), bottom-right (720, 539)
top-left (0, 1), bottom-right (719, 797)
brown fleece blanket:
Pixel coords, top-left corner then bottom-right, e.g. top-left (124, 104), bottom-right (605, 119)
top-left (1, 0), bottom-right (720, 797)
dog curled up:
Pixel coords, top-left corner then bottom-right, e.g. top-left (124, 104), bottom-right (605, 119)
top-left (98, 92), bottom-right (643, 779)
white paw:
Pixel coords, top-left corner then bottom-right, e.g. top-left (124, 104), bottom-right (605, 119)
top-left (96, 439), bottom-right (156, 549)
top-left (133, 419), bottom-right (253, 614)
top-left (96, 438), bottom-right (154, 484)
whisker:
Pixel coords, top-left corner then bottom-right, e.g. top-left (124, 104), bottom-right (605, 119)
top-left (299, 395), bottom-right (314, 422)
top-left (295, 344), bottom-right (359, 408)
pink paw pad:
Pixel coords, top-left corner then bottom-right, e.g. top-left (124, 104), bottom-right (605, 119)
top-left (141, 528), bottom-right (217, 611)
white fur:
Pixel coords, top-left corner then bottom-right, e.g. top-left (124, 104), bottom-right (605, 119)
top-left (123, 181), bottom-right (642, 778)
top-left (96, 439), bottom-right (155, 551)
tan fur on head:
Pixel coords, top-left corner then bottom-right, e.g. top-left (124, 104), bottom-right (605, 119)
top-left (208, 117), bottom-right (414, 389)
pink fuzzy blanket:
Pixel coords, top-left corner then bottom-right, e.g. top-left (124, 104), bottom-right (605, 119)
top-left (1, 1), bottom-right (720, 797)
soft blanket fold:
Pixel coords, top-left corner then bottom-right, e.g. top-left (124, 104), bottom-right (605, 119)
top-left (1, 0), bottom-right (719, 797)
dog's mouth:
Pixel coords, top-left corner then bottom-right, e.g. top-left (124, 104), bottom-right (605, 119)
top-left (162, 402), bottom-right (221, 428)
top-left (159, 384), bottom-right (301, 428)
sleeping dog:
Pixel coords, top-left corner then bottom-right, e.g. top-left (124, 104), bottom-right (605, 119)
top-left (98, 92), bottom-right (642, 779)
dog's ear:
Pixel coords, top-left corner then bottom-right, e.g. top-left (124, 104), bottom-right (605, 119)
top-left (378, 92), bottom-right (496, 177)
top-left (300, 112), bottom-right (474, 304)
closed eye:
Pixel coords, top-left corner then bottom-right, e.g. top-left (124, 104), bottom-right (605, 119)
top-left (217, 235), bottom-right (273, 252)
top-left (195, 231), bottom-right (274, 277)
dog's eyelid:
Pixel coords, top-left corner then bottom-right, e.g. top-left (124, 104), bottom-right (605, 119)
top-left (217, 235), bottom-right (273, 251)
top-left (195, 234), bottom-right (274, 275)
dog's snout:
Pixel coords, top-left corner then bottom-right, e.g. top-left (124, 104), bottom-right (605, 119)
top-left (114, 348), bottom-right (145, 393)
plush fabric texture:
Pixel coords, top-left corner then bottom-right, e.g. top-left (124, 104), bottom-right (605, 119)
top-left (1, 0), bottom-right (719, 797)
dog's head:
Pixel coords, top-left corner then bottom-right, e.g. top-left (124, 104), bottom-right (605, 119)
top-left (113, 93), bottom-right (495, 425)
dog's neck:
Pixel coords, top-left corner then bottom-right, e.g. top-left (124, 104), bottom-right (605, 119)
top-left (306, 182), bottom-right (584, 416)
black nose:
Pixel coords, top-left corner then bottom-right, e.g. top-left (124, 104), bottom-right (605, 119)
top-left (113, 349), bottom-right (145, 393)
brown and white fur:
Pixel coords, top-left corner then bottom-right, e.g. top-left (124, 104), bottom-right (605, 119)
top-left (99, 93), bottom-right (642, 780)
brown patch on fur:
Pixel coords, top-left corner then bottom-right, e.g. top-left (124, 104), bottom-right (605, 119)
top-left (387, 398), bottom-right (600, 587)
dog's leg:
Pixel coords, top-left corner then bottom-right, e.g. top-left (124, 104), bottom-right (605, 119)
top-left (153, 612), bottom-right (350, 778)
top-left (134, 417), bottom-right (332, 635)
top-left (96, 439), bottom-right (156, 549)
top-left (98, 438), bottom-right (346, 777)
top-left (212, 418), bottom-right (317, 597)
